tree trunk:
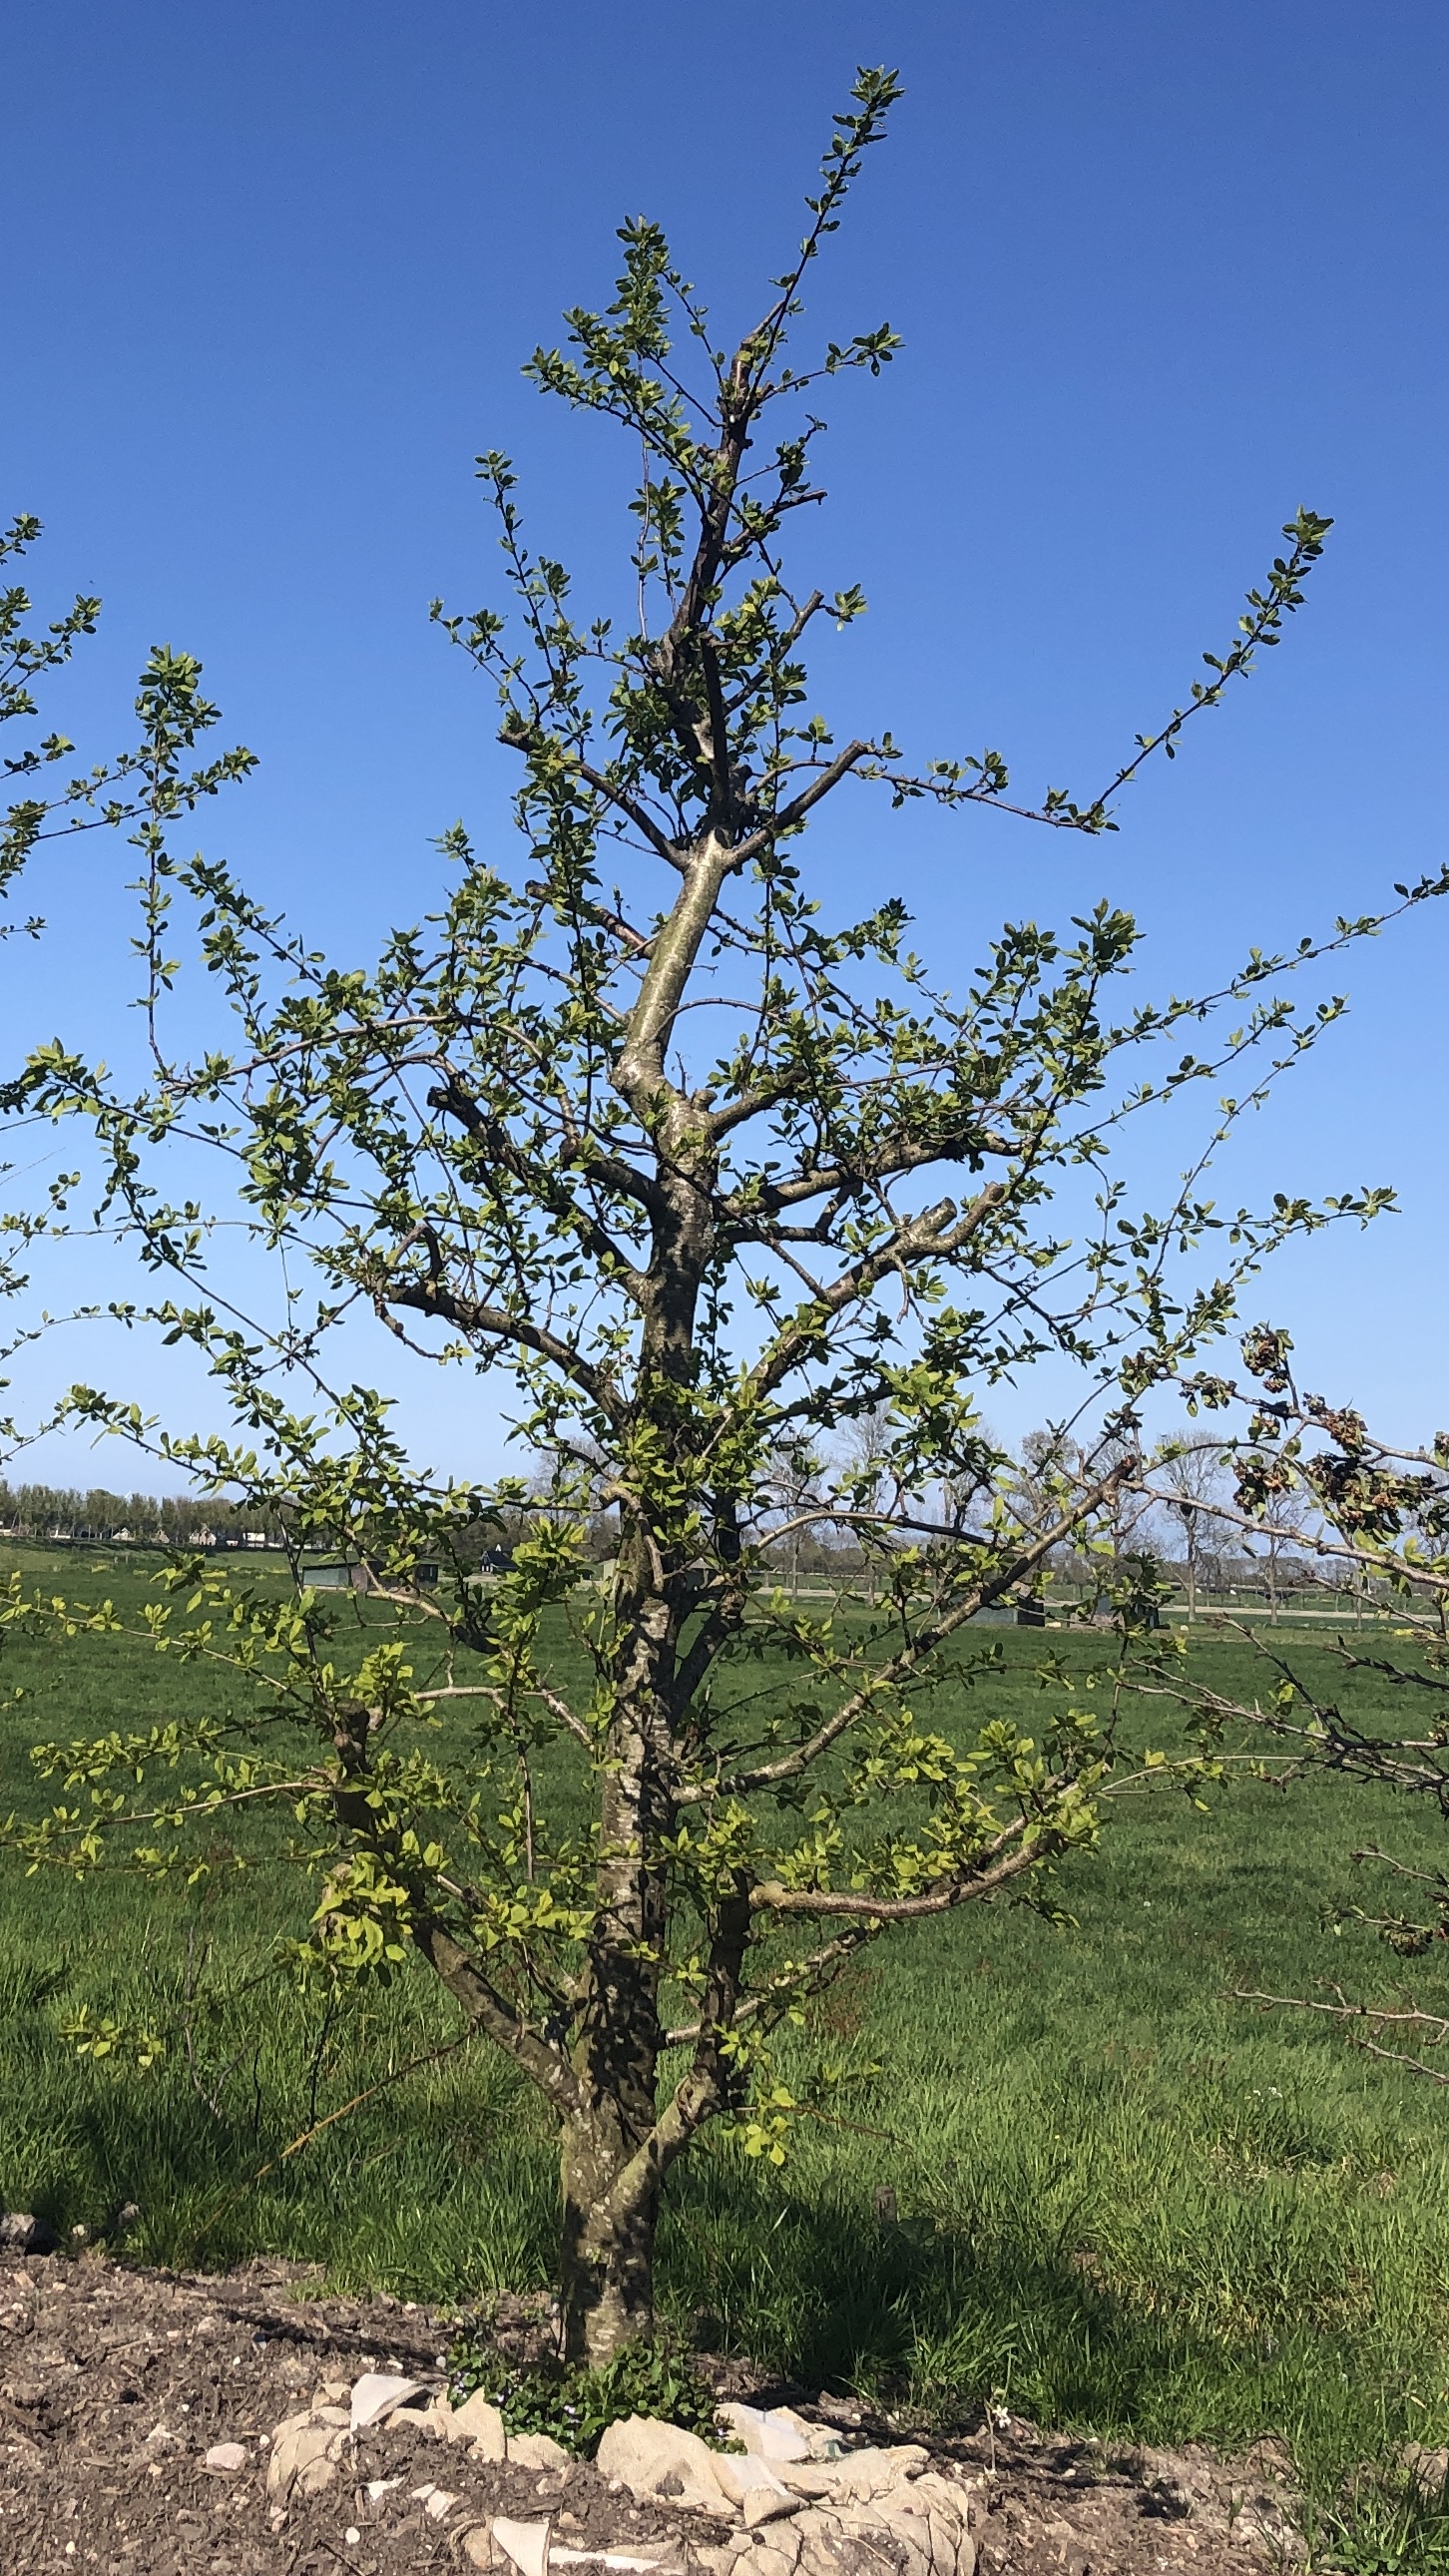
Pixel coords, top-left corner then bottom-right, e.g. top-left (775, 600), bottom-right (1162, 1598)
top-left (562, 1577), bottom-right (673, 2362)
top-left (559, 2098), bottom-right (659, 2362)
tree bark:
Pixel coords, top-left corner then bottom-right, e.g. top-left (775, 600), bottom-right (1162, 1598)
top-left (559, 2097), bottom-right (660, 2362)
top-left (557, 1548), bottom-right (677, 2360)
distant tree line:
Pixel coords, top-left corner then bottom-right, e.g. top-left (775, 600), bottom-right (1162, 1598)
top-left (0, 1483), bottom-right (281, 1546)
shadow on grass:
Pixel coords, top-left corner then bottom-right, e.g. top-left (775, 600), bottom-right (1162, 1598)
top-left (659, 2144), bottom-right (1438, 2512)
top-left (661, 2154), bottom-right (1187, 2419)
top-left (2, 2028), bottom-right (1181, 2431)
top-left (0, 1995), bottom-right (560, 2302)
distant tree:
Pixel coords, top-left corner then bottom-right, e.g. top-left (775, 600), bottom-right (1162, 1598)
top-left (1245, 1481), bottom-right (1302, 1621)
top-left (1152, 1433), bottom-right (1227, 1617)
top-left (832, 1400), bottom-right (903, 1602)
top-left (763, 1435), bottom-right (826, 1598)
top-left (0, 74), bottom-right (1425, 2357)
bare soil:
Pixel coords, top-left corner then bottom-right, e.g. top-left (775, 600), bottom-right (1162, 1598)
top-left (0, 2252), bottom-right (1299, 2574)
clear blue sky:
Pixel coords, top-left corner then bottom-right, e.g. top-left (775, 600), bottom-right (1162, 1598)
top-left (4, 0), bottom-right (1446, 1479)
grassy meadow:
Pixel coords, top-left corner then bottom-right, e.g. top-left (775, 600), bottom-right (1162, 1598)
top-left (3, 1548), bottom-right (1449, 2561)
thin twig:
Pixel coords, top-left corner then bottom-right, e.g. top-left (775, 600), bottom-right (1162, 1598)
top-left (209, 2027), bottom-right (475, 2223)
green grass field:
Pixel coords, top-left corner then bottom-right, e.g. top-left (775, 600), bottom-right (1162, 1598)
top-left (3, 1549), bottom-right (1448, 2565)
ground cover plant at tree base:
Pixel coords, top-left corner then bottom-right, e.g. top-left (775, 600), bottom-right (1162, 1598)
top-left (2, 67), bottom-right (1446, 2375)
top-left (444, 2329), bottom-right (724, 2456)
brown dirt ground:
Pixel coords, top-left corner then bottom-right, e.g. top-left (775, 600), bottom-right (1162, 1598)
top-left (0, 2252), bottom-right (1300, 2575)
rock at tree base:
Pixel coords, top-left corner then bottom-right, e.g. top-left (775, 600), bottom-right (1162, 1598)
top-left (510, 2426), bottom-right (574, 2471)
top-left (799, 2450), bottom-right (933, 2501)
top-left (721, 2404), bottom-right (831, 2464)
top-left (712, 2453), bottom-right (800, 2512)
top-left (596, 2414), bottom-right (735, 2515)
top-left (266, 2360), bottom-right (976, 2576)
top-left (553, 2550), bottom-right (688, 2571)
top-left (0, 2213), bottom-right (58, 2254)
top-left (750, 2546), bottom-right (801, 2576)
top-left (744, 2486), bottom-right (802, 2530)
top-left (349, 2369), bottom-right (425, 2430)
top-left (266, 2413), bottom-right (345, 2499)
top-left (494, 2513), bottom-right (553, 2576)
top-left (446, 2387), bottom-right (509, 2457)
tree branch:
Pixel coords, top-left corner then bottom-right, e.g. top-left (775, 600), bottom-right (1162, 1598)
top-left (410, 1915), bottom-right (582, 2112)
top-left (690, 1461), bottom-right (1130, 1803)
top-left (425, 1074), bottom-right (653, 1303)
top-left (728, 741), bottom-right (871, 869)
top-left (387, 1277), bottom-right (624, 1426)
top-left (740, 1184), bottom-right (1007, 1410)
top-left (749, 1820), bottom-right (1040, 1918)
top-left (500, 722), bottom-right (685, 873)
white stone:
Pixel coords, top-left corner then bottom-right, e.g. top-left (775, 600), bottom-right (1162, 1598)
top-left (744, 2485), bottom-right (801, 2530)
top-left (792, 2506), bottom-right (896, 2576)
top-left (204, 2441), bottom-right (249, 2473)
top-left (508, 2427), bottom-right (572, 2472)
top-left (427, 2488), bottom-right (461, 2520)
top-left (445, 2390), bottom-right (508, 2458)
top-left (870, 2508), bottom-right (931, 2576)
top-left (350, 2371), bottom-right (425, 2431)
top-left (894, 2476), bottom-right (965, 2521)
top-left (366, 2477), bottom-right (402, 2500)
top-left (785, 2448), bottom-right (930, 2507)
top-left (711, 2453), bottom-right (798, 2510)
top-left (553, 2552), bottom-right (679, 2572)
top-left (493, 2514), bottom-right (553, 2576)
top-left (267, 2417), bottom-right (335, 2499)
top-left (930, 2513), bottom-right (974, 2576)
top-left (720, 2403), bottom-right (814, 2464)
top-left (750, 2545), bottom-right (802, 2576)
top-left (0, 2212), bottom-right (58, 2254)
top-left (595, 2415), bottom-right (732, 2516)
